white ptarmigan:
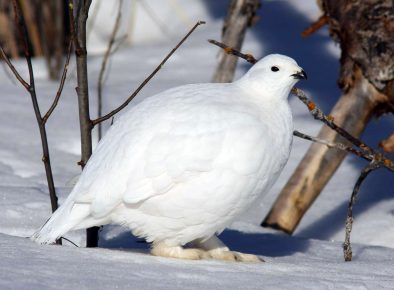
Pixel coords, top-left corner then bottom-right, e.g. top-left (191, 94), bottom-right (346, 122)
top-left (32, 54), bottom-right (306, 262)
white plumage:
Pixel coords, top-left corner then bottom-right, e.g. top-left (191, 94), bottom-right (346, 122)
top-left (32, 54), bottom-right (306, 261)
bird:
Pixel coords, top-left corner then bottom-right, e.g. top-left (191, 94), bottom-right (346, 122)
top-left (32, 54), bottom-right (307, 262)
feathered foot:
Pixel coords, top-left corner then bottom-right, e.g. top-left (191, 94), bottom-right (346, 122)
top-left (151, 243), bottom-right (209, 260)
top-left (191, 235), bottom-right (263, 262)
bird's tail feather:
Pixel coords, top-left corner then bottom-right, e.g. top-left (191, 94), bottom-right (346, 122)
top-left (31, 202), bottom-right (90, 244)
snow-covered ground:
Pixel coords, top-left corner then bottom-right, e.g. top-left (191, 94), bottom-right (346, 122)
top-left (1, 0), bottom-right (394, 289)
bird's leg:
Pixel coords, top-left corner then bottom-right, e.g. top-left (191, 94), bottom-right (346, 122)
top-left (192, 236), bottom-right (263, 262)
top-left (150, 242), bottom-right (209, 260)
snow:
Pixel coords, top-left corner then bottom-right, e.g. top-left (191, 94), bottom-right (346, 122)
top-left (2, 232), bottom-right (394, 290)
top-left (1, 0), bottom-right (394, 289)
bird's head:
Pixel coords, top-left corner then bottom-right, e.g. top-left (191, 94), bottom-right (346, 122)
top-left (237, 54), bottom-right (306, 101)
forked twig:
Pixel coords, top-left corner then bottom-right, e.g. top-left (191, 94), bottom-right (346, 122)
top-left (92, 20), bottom-right (206, 126)
top-left (0, 1), bottom-right (73, 245)
top-left (291, 87), bottom-right (375, 157)
top-left (293, 130), bottom-right (369, 161)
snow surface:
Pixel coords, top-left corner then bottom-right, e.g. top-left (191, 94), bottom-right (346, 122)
top-left (1, 0), bottom-right (394, 289)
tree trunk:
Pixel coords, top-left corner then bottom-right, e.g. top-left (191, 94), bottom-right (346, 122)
top-left (72, 0), bottom-right (98, 247)
top-left (212, 0), bottom-right (260, 83)
top-left (262, 0), bottom-right (394, 234)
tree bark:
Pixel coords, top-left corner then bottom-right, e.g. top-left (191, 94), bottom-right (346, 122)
top-left (72, 0), bottom-right (98, 247)
top-left (212, 0), bottom-right (260, 83)
top-left (262, 0), bottom-right (394, 233)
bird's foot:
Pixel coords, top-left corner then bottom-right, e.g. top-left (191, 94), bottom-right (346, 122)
top-left (191, 235), bottom-right (264, 263)
top-left (207, 249), bottom-right (263, 262)
top-left (151, 243), bottom-right (209, 260)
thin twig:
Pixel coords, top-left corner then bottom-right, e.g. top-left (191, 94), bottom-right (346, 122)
top-left (0, 46), bottom-right (29, 89)
top-left (343, 161), bottom-right (380, 261)
top-left (60, 236), bottom-right (79, 247)
top-left (11, 0), bottom-right (59, 209)
top-left (43, 40), bottom-right (73, 123)
top-left (0, 55), bottom-right (18, 85)
top-left (208, 39), bottom-right (257, 64)
top-left (8, 0), bottom-right (61, 244)
top-left (97, 0), bottom-right (123, 140)
top-left (293, 130), bottom-right (369, 161)
top-left (291, 87), bottom-right (373, 156)
top-left (291, 88), bottom-right (394, 172)
top-left (92, 20), bottom-right (206, 126)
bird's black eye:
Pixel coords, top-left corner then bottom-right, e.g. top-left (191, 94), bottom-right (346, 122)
top-left (271, 66), bottom-right (279, 72)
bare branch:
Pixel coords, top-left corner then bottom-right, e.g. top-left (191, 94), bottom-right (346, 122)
top-left (0, 45), bottom-right (30, 90)
top-left (92, 20), bottom-right (206, 126)
top-left (291, 87), bottom-right (373, 156)
top-left (208, 39), bottom-right (257, 64)
top-left (293, 130), bottom-right (369, 161)
top-left (97, 0), bottom-right (123, 140)
top-left (43, 40), bottom-right (73, 123)
top-left (343, 161), bottom-right (380, 261)
top-left (12, 0), bottom-right (35, 89)
top-left (9, 0), bottom-right (60, 243)
top-left (291, 87), bottom-right (394, 172)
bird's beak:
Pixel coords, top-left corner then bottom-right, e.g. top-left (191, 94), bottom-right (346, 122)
top-left (291, 70), bottom-right (307, 80)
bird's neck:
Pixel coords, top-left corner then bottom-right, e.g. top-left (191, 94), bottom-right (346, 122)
top-left (234, 78), bottom-right (293, 106)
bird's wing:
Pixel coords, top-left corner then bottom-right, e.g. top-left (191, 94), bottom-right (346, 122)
top-left (72, 84), bottom-right (266, 218)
